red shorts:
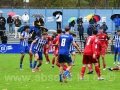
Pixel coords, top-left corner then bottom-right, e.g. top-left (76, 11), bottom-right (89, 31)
top-left (44, 47), bottom-right (50, 54)
top-left (100, 47), bottom-right (106, 55)
top-left (53, 49), bottom-right (58, 56)
top-left (82, 55), bottom-right (98, 64)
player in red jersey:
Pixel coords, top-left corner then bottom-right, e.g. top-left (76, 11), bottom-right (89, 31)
top-left (80, 30), bottom-right (104, 80)
top-left (44, 33), bottom-right (52, 64)
top-left (97, 27), bottom-right (108, 70)
top-left (52, 29), bottom-right (62, 68)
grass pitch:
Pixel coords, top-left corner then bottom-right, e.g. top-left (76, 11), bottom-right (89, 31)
top-left (0, 54), bottom-right (120, 90)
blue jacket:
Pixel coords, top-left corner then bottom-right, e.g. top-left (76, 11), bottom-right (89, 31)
top-left (113, 18), bottom-right (120, 26)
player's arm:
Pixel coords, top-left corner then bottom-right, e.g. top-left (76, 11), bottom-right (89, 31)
top-left (29, 40), bottom-right (37, 52)
top-left (72, 42), bottom-right (81, 54)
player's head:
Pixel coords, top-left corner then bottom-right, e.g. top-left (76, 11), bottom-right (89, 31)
top-left (92, 30), bottom-right (98, 35)
top-left (57, 28), bottom-right (62, 34)
top-left (99, 27), bottom-right (103, 33)
top-left (42, 32), bottom-right (48, 39)
top-left (24, 26), bottom-right (30, 32)
top-left (117, 30), bottom-right (120, 36)
top-left (65, 26), bottom-right (70, 33)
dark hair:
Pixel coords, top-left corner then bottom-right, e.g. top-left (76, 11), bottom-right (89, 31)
top-left (65, 26), bottom-right (70, 32)
top-left (42, 32), bottom-right (48, 36)
top-left (99, 27), bottom-right (103, 30)
top-left (92, 30), bottom-right (98, 35)
top-left (24, 26), bottom-right (30, 30)
top-left (117, 30), bottom-right (120, 32)
top-left (57, 29), bottom-right (62, 34)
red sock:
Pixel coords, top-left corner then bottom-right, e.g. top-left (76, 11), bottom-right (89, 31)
top-left (81, 67), bottom-right (86, 78)
top-left (113, 67), bottom-right (119, 70)
top-left (56, 63), bottom-right (60, 67)
top-left (46, 54), bottom-right (50, 62)
top-left (52, 58), bottom-right (55, 65)
top-left (99, 64), bottom-right (100, 68)
top-left (63, 65), bottom-right (67, 71)
top-left (88, 66), bottom-right (92, 71)
top-left (95, 66), bottom-right (101, 77)
top-left (103, 64), bottom-right (106, 68)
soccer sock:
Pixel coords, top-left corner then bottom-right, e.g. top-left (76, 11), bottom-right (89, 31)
top-left (52, 58), bottom-right (55, 65)
top-left (63, 65), bottom-right (67, 71)
top-left (81, 67), bottom-right (86, 78)
top-left (33, 61), bottom-right (37, 69)
top-left (103, 64), bottom-right (106, 68)
top-left (46, 55), bottom-right (50, 62)
top-left (72, 60), bottom-right (74, 64)
top-left (56, 63), bottom-right (60, 67)
top-left (88, 66), bottom-right (92, 71)
top-left (118, 55), bottom-right (120, 62)
top-left (59, 74), bottom-right (62, 81)
top-left (37, 63), bottom-right (41, 67)
top-left (64, 70), bottom-right (69, 76)
top-left (95, 66), bottom-right (101, 77)
top-left (114, 55), bottom-right (117, 62)
top-left (20, 62), bottom-right (22, 68)
top-left (113, 67), bottom-right (119, 70)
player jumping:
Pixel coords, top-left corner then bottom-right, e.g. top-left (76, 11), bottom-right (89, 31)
top-left (19, 26), bottom-right (33, 70)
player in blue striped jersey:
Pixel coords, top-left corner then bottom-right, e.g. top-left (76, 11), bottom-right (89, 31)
top-left (19, 26), bottom-right (33, 70)
top-left (29, 32), bottom-right (48, 72)
top-left (109, 30), bottom-right (120, 64)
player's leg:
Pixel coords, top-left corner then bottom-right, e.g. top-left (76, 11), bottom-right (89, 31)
top-left (44, 49), bottom-right (50, 64)
top-left (87, 64), bottom-right (93, 74)
top-left (114, 47), bottom-right (118, 64)
top-left (101, 54), bottom-right (106, 70)
top-left (32, 53), bottom-right (39, 72)
top-left (71, 51), bottom-right (76, 66)
top-left (36, 52), bottom-right (43, 72)
top-left (52, 50), bottom-right (58, 68)
top-left (28, 51), bottom-right (33, 68)
top-left (117, 48), bottom-right (120, 64)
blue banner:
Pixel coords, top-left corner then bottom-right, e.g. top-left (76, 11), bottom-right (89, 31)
top-left (0, 44), bottom-right (53, 54)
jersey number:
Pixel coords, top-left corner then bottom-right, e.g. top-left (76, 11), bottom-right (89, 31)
top-left (61, 38), bottom-right (66, 46)
top-left (87, 38), bottom-right (91, 45)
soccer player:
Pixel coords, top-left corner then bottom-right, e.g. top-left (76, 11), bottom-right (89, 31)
top-left (52, 29), bottom-right (62, 68)
top-left (29, 32), bottom-right (48, 72)
top-left (19, 26), bottom-right (33, 70)
top-left (107, 65), bottom-right (120, 71)
top-left (58, 27), bottom-right (81, 82)
top-left (109, 30), bottom-right (120, 64)
top-left (97, 27), bottom-right (108, 70)
top-left (44, 34), bottom-right (52, 64)
top-left (80, 30), bottom-right (104, 80)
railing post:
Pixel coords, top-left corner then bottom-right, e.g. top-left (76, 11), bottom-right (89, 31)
top-left (45, 7), bottom-right (47, 27)
top-left (95, 7), bottom-right (96, 14)
top-left (28, 7), bottom-right (30, 25)
top-left (111, 7), bottom-right (113, 32)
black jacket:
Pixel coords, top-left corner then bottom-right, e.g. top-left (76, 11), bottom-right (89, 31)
top-left (87, 26), bottom-right (94, 36)
top-left (77, 18), bottom-right (83, 24)
top-left (0, 17), bottom-right (6, 26)
top-left (7, 17), bottom-right (14, 24)
top-left (101, 24), bottom-right (108, 33)
top-left (77, 25), bottom-right (84, 34)
top-left (14, 19), bottom-right (21, 27)
top-left (89, 18), bottom-right (96, 24)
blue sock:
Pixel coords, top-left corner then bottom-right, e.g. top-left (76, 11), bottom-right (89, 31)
top-left (114, 55), bottom-right (117, 62)
top-left (59, 74), bottom-right (62, 81)
top-left (20, 62), bottom-right (22, 68)
top-left (72, 60), bottom-right (74, 64)
top-left (64, 70), bottom-right (69, 76)
top-left (30, 61), bottom-right (32, 68)
top-left (118, 55), bottom-right (120, 62)
top-left (37, 63), bottom-right (41, 67)
top-left (33, 61), bottom-right (37, 69)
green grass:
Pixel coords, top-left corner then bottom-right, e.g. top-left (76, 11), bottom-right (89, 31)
top-left (0, 54), bottom-right (120, 90)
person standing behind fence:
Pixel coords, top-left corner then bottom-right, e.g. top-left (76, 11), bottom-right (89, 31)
top-left (14, 17), bottom-right (22, 38)
top-left (22, 12), bottom-right (29, 25)
top-left (87, 24), bottom-right (94, 36)
top-left (7, 15), bottom-right (14, 34)
top-left (69, 20), bottom-right (75, 32)
top-left (89, 16), bottom-right (96, 26)
top-left (56, 13), bottom-right (62, 29)
top-left (77, 17), bottom-right (83, 25)
top-left (113, 16), bottom-right (120, 31)
top-left (77, 23), bottom-right (84, 41)
top-left (101, 22), bottom-right (108, 34)
top-left (39, 18), bottom-right (44, 26)
top-left (0, 20), bottom-right (6, 37)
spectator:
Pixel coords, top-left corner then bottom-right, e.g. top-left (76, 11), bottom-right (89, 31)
top-left (33, 18), bottom-right (40, 32)
top-left (0, 14), bottom-right (6, 26)
top-left (113, 16), bottom-right (120, 31)
top-left (101, 22), bottom-right (108, 34)
top-left (89, 16), bottom-right (96, 25)
top-left (87, 24), bottom-right (94, 36)
top-left (39, 18), bottom-right (44, 26)
top-left (69, 20), bottom-right (75, 32)
top-left (22, 12), bottom-right (29, 25)
top-left (14, 17), bottom-right (22, 38)
top-left (1, 34), bottom-right (7, 44)
top-left (0, 20), bottom-right (6, 37)
top-left (56, 13), bottom-right (62, 29)
top-left (77, 23), bottom-right (84, 41)
top-left (77, 17), bottom-right (83, 25)
top-left (96, 24), bottom-right (100, 33)
top-left (7, 15), bottom-right (14, 34)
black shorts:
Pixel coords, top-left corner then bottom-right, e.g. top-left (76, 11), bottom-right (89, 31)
top-left (58, 54), bottom-right (72, 63)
